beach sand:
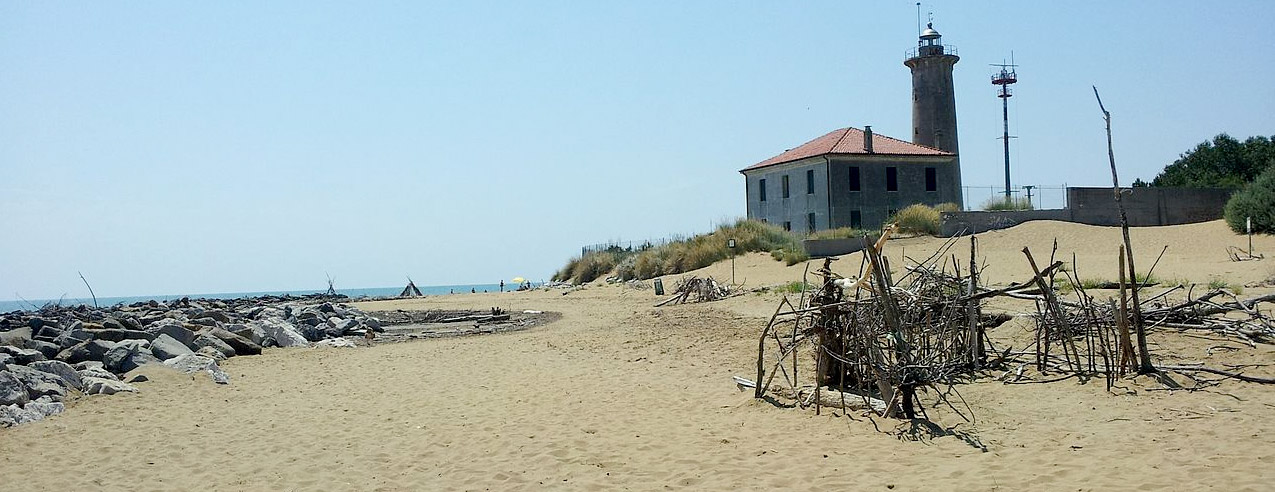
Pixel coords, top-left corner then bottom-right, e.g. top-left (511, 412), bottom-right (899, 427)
top-left (2, 220), bottom-right (1274, 491)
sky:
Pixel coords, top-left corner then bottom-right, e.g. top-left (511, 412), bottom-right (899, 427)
top-left (2, 1), bottom-right (1273, 300)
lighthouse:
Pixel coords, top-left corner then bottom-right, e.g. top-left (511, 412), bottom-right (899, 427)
top-left (904, 22), bottom-right (960, 155)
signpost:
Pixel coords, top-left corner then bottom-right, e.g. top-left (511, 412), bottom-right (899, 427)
top-left (728, 238), bottom-right (737, 285)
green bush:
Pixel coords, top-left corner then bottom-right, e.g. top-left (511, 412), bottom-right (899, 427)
top-left (1224, 165), bottom-right (1275, 234)
top-left (808, 227), bottom-right (873, 240)
top-left (934, 202), bottom-right (961, 213)
top-left (890, 203), bottom-right (941, 236)
top-left (981, 196), bottom-right (1035, 211)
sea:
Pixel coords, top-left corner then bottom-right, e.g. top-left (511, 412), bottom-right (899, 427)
top-left (0, 283), bottom-right (513, 313)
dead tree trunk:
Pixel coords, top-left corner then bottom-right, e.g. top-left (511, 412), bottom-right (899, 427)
top-left (1094, 86), bottom-right (1155, 375)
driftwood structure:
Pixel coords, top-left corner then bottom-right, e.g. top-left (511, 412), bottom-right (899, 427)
top-left (748, 226), bottom-right (1275, 419)
top-left (400, 278), bottom-right (423, 297)
top-left (655, 276), bottom-right (736, 307)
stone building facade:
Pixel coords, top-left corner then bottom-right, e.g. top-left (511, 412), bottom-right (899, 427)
top-left (740, 127), bottom-right (960, 232)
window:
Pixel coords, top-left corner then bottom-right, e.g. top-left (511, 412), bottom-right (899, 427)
top-left (886, 167), bottom-right (898, 192)
top-left (925, 167), bottom-right (937, 192)
top-left (807, 213), bottom-right (816, 232)
top-left (759, 179), bottom-right (767, 202)
top-left (806, 170), bottom-right (815, 194)
top-left (850, 210), bottom-right (862, 229)
top-left (848, 167), bottom-right (861, 192)
top-left (783, 221), bottom-right (792, 232)
top-left (782, 175), bottom-right (790, 198)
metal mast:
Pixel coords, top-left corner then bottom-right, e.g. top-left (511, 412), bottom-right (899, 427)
top-left (991, 59), bottom-right (1018, 198)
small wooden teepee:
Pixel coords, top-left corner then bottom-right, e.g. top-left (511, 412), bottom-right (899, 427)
top-left (400, 277), bottom-right (423, 297)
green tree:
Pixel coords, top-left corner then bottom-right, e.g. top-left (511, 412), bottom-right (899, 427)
top-left (1224, 165), bottom-right (1275, 234)
top-left (1151, 134), bottom-right (1275, 188)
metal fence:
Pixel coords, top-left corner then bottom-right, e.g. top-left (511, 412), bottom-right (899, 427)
top-left (581, 236), bottom-right (688, 257)
top-left (961, 184), bottom-right (1069, 211)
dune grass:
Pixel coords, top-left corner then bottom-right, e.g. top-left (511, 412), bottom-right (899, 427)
top-left (554, 219), bottom-right (811, 284)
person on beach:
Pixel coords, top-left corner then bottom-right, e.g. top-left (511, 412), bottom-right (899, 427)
top-left (500, 280), bottom-right (504, 292)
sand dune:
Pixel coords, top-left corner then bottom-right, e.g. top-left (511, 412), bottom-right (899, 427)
top-left (2, 220), bottom-right (1273, 491)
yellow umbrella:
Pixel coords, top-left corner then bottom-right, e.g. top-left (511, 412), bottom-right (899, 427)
top-left (511, 277), bottom-right (526, 284)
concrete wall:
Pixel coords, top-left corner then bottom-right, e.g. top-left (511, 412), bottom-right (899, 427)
top-left (939, 209), bottom-right (1070, 236)
top-left (939, 187), bottom-right (1234, 236)
top-left (803, 235), bottom-right (881, 258)
top-left (1067, 187), bottom-right (1233, 226)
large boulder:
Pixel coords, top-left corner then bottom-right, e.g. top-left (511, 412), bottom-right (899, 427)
top-left (0, 401), bottom-right (64, 427)
top-left (147, 321), bottom-right (196, 349)
top-left (0, 353), bottom-right (11, 370)
top-left (0, 371), bottom-right (29, 406)
top-left (251, 318), bottom-right (309, 348)
top-left (195, 346), bottom-right (228, 361)
top-left (77, 367), bottom-right (118, 381)
top-left (104, 340), bottom-right (160, 373)
top-left (193, 333), bottom-right (236, 358)
top-left (149, 334), bottom-right (194, 361)
top-left (0, 326), bottom-right (33, 347)
top-left (226, 323), bottom-right (266, 346)
top-left (6, 365), bottom-right (67, 401)
top-left (24, 340), bottom-right (61, 360)
top-left (163, 354), bottom-right (229, 384)
top-left (194, 310), bottom-right (231, 324)
top-left (54, 324), bottom-right (94, 350)
top-left (207, 328), bottom-right (261, 356)
top-left (82, 377), bottom-right (138, 395)
top-left (0, 345), bottom-right (46, 365)
top-left (27, 360), bottom-right (83, 390)
top-left (85, 328), bottom-right (154, 343)
top-left (57, 339), bottom-right (116, 364)
top-left (325, 317), bottom-right (359, 338)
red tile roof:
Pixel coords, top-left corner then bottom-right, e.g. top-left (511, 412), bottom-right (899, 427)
top-left (740, 127), bottom-right (952, 173)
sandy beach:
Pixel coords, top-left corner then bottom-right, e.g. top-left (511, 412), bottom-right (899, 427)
top-left (2, 220), bottom-right (1274, 491)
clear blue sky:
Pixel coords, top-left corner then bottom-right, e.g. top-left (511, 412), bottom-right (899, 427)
top-left (3, 1), bottom-right (1272, 300)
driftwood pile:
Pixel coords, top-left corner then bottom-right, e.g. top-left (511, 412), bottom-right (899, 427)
top-left (748, 227), bottom-right (1275, 419)
top-left (655, 276), bottom-right (735, 307)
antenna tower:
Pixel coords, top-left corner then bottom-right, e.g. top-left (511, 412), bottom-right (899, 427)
top-left (991, 56), bottom-right (1018, 199)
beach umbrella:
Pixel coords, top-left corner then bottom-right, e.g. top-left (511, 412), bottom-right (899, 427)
top-left (511, 277), bottom-right (526, 283)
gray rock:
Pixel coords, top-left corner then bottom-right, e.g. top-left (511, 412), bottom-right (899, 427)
top-left (27, 360), bottom-right (83, 390)
top-left (325, 317), bottom-right (359, 337)
top-left (24, 339), bottom-right (61, 360)
top-left (126, 374), bottom-right (149, 383)
top-left (163, 354), bottom-right (229, 384)
top-left (298, 323), bottom-right (327, 342)
top-left (149, 334), bottom-right (194, 361)
top-left (195, 346), bottom-right (228, 361)
top-left (57, 339), bottom-right (116, 364)
top-left (0, 402), bottom-right (62, 427)
top-left (104, 339), bottom-right (159, 373)
top-left (251, 317), bottom-right (309, 348)
top-left (82, 377), bottom-right (138, 395)
top-left (0, 371), bottom-right (29, 406)
top-left (193, 333), bottom-right (236, 358)
top-left (78, 367), bottom-right (118, 381)
top-left (74, 360), bottom-right (104, 371)
top-left (207, 328), bottom-right (261, 356)
top-left (226, 323), bottom-right (266, 346)
top-left (148, 321), bottom-right (196, 349)
top-left (0, 353), bottom-right (12, 370)
top-left (361, 316), bottom-right (382, 331)
top-left (54, 325), bottom-right (94, 350)
top-left (85, 328), bottom-right (154, 343)
top-left (0, 345), bottom-right (46, 364)
top-left (0, 326), bottom-right (33, 347)
top-left (7, 365), bottom-right (67, 401)
top-left (196, 310), bottom-right (231, 323)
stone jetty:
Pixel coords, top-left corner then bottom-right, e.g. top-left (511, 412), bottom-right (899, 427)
top-left (0, 294), bottom-right (383, 427)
